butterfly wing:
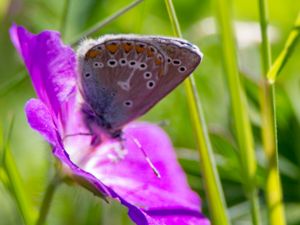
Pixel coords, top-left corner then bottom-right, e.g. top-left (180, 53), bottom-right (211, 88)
top-left (77, 35), bottom-right (202, 133)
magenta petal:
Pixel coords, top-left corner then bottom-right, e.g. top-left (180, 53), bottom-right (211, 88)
top-left (9, 24), bottom-right (76, 122)
top-left (25, 98), bottom-right (111, 197)
top-left (53, 143), bottom-right (112, 198)
top-left (87, 123), bottom-right (210, 224)
top-left (11, 25), bottom-right (209, 225)
top-left (25, 98), bottom-right (58, 146)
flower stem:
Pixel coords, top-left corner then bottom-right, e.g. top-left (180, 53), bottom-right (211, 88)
top-left (70, 0), bottom-right (144, 46)
top-left (258, 0), bottom-right (287, 224)
top-left (35, 175), bottom-right (61, 225)
top-left (213, 0), bottom-right (261, 224)
top-left (164, 1), bottom-right (230, 224)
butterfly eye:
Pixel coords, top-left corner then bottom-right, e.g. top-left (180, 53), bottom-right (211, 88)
top-left (146, 80), bottom-right (156, 89)
top-left (143, 72), bottom-right (152, 79)
top-left (167, 58), bottom-right (172, 64)
top-left (178, 66), bottom-right (187, 73)
top-left (123, 100), bottom-right (133, 107)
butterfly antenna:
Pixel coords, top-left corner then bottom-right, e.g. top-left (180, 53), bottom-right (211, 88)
top-left (129, 135), bottom-right (161, 178)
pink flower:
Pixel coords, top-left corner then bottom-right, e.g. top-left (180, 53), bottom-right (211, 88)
top-left (10, 24), bottom-right (210, 225)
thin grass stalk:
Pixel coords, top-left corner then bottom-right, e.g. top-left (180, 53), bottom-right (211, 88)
top-left (267, 12), bottom-right (300, 83)
top-left (213, 0), bottom-right (261, 224)
top-left (258, 1), bottom-right (292, 224)
top-left (2, 0), bottom-right (145, 97)
top-left (0, 70), bottom-right (27, 97)
top-left (35, 175), bottom-right (61, 225)
top-left (164, 1), bottom-right (230, 224)
top-left (4, 147), bottom-right (36, 225)
top-left (70, 0), bottom-right (144, 46)
top-left (1, 122), bottom-right (35, 225)
top-left (59, 0), bottom-right (71, 39)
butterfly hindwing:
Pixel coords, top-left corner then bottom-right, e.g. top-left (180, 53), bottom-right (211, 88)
top-left (77, 35), bottom-right (202, 133)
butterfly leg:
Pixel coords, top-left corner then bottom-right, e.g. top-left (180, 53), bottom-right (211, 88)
top-left (63, 132), bottom-right (93, 141)
top-left (90, 134), bottom-right (101, 146)
top-left (109, 130), bottom-right (128, 160)
top-left (81, 103), bottom-right (105, 146)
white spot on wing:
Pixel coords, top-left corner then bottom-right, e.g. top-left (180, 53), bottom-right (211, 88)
top-left (128, 60), bottom-right (137, 68)
top-left (119, 58), bottom-right (128, 66)
top-left (146, 80), bottom-right (156, 89)
top-left (172, 59), bottom-right (181, 66)
top-left (123, 100), bottom-right (133, 107)
top-left (143, 71), bottom-right (152, 79)
top-left (93, 62), bottom-right (103, 68)
top-left (138, 62), bottom-right (147, 70)
top-left (107, 59), bottom-right (118, 67)
top-left (178, 66), bottom-right (187, 73)
top-left (118, 81), bottom-right (130, 91)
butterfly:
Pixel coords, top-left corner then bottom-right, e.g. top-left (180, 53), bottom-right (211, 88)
top-left (76, 35), bottom-right (202, 145)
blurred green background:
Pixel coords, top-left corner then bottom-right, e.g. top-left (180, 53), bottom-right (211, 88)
top-left (0, 0), bottom-right (300, 224)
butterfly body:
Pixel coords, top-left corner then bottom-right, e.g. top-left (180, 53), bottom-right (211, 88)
top-left (77, 35), bottom-right (202, 143)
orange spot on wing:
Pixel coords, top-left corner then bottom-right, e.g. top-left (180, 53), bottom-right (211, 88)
top-left (155, 58), bottom-right (162, 65)
top-left (105, 44), bottom-right (119, 54)
top-left (85, 49), bottom-right (100, 59)
top-left (146, 48), bottom-right (154, 57)
top-left (123, 43), bottom-right (133, 53)
top-left (135, 45), bottom-right (145, 54)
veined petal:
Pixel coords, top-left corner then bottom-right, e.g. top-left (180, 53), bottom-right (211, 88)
top-left (9, 24), bottom-right (76, 126)
top-left (11, 25), bottom-right (209, 225)
top-left (53, 143), bottom-right (112, 198)
top-left (24, 98), bottom-right (112, 198)
top-left (24, 98), bottom-right (110, 197)
top-left (25, 98), bottom-right (58, 146)
top-left (84, 122), bottom-right (210, 224)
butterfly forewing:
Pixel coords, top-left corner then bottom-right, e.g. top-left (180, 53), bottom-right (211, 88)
top-left (78, 35), bottom-right (202, 133)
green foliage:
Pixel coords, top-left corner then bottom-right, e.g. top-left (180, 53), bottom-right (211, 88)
top-left (0, 0), bottom-right (300, 224)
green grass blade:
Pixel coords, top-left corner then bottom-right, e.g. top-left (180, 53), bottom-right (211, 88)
top-left (164, 1), bottom-right (230, 224)
top-left (0, 71), bottom-right (27, 97)
top-left (4, 147), bottom-right (36, 225)
top-left (59, 0), bottom-right (71, 39)
top-left (35, 175), bottom-right (61, 225)
top-left (267, 12), bottom-right (300, 83)
top-left (1, 121), bottom-right (36, 225)
top-left (258, 0), bottom-right (287, 224)
top-left (70, 0), bottom-right (144, 46)
top-left (213, 0), bottom-right (261, 224)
